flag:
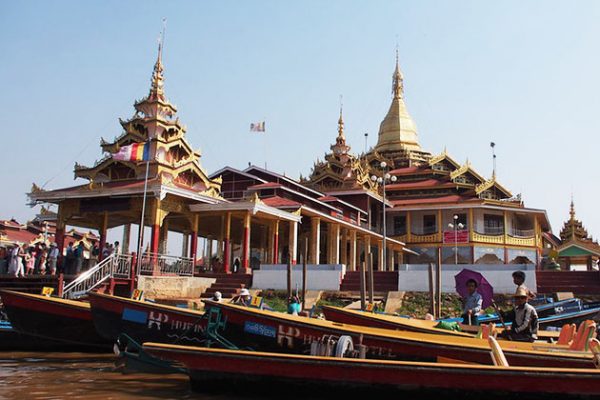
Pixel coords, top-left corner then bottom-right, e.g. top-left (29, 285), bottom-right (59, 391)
top-left (250, 121), bottom-right (265, 132)
top-left (112, 142), bottom-right (151, 162)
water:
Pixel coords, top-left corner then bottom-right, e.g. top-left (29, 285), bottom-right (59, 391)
top-left (0, 352), bottom-right (243, 400)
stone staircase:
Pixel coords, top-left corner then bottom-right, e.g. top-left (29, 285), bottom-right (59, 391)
top-left (339, 271), bottom-right (399, 293)
top-left (198, 273), bottom-right (253, 299)
top-left (0, 275), bottom-right (62, 295)
top-left (536, 271), bottom-right (600, 295)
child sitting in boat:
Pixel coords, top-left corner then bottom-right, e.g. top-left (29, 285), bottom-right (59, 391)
top-left (461, 279), bottom-right (483, 325)
top-left (512, 271), bottom-right (536, 300)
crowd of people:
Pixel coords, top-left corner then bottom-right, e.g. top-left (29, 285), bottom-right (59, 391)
top-left (0, 240), bottom-right (122, 277)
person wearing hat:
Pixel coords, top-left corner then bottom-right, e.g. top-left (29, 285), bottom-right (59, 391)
top-left (499, 287), bottom-right (539, 342)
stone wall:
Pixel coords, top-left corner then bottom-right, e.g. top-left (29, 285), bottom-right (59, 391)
top-left (137, 276), bottom-right (216, 299)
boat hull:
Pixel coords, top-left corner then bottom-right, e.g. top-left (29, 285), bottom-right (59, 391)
top-left (0, 290), bottom-right (111, 351)
top-left (203, 300), bottom-right (595, 368)
top-left (143, 343), bottom-right (600, 398)
top-left (88, 292), bottom-right (207, 346)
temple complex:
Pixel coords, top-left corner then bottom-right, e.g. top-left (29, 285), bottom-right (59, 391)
top-left (307, 54), bottom-right (553, 268)
top-left (555, 200), bottom-right (600, 270)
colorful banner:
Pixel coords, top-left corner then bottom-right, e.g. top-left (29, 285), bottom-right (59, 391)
top-left (112, 142), bottom-right (151, 162)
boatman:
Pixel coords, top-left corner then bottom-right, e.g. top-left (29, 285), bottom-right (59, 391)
top-left (499, 287), bottom-right (539, 342)
top-left (461, 279), bottom-right (483, 325)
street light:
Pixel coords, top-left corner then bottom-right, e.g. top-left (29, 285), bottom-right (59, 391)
top-left (371, 161), bottom-right (397, 270)
top-left (448, 214), bottom-right (464, 264)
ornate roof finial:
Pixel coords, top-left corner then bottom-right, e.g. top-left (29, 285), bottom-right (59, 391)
top-left (392, 47), bottom-right (404, 99)
top-left (570, 195), bottom-right (576, 221)
top-left (149, 18), bottom-right (167, 101)
top-left (337, 95), bottom-right (345, 139)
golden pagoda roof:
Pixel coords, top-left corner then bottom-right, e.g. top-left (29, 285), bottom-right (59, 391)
top-left (374, 52), bottom-right (421, 154)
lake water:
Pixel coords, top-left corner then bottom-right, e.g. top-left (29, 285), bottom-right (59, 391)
top-left (0, 352), bottom-right (245, 400)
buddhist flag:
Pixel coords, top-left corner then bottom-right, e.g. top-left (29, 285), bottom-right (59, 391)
top-left (250, 121), bottom-right (265, 132)
top-left (112, 142), bottom-right (151, 162)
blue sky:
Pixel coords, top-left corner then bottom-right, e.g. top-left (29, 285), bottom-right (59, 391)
top-left (2, 1), bottom-right (600, 245)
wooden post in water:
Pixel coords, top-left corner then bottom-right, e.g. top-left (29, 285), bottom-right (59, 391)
top-left (436, 247), bottom-right (442, 319)
top-left (368, 252), bottom-right (374, 304)
top-left (302, 238), bottom-right (308, 310)
top-left (428, 262), bottom-right (436, 317)
top-left (287, 251), bottom-right (292, 299)
top-left (359, 260), bottom-right (367, 310)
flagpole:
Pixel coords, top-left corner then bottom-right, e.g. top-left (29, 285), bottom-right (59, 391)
top-left (136, 159), bottom-right (150, 282)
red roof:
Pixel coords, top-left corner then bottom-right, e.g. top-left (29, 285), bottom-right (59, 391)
top-left (386, 179), bottom-right (454, 190)
top-left (317, 195), bottom-right (340, 202)
top-left (391, 195), bottom-right (479, 206)
top-left (1, 229), bottom-right (38, 244)
top-left (261, 196), bottom-right (302, 208)
top-left (248, 182), bottom-right (283, 190)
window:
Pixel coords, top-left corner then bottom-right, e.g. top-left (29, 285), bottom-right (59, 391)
top-left (423, 214), bottom-right (437, 234)
top-left (393, 216), bottom-right (406, 235)
top-left (484, 214), bottom-right (504, 235)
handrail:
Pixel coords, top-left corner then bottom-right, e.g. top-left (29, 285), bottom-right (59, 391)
top-left (138, 252), bottom-right (194, 276)
top-left (62, 254), bottom-right (133, 299)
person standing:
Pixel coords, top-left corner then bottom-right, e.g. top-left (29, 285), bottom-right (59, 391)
top-left (88, 241), bottom-right (99, 269)
top-left (47, 243), bottom-right (59, 275)
top-left (38, 245), bottom-right (48, 275)
top-left (511, 271), bottom-right (536, 300)
top-left (74, 242), bottom-right (85, 275)
top-left (8, 244), bottom-right (22, 276)
top-left (25, 247), bottom-right (35, 275)
top-left (461, 278), bottom-right (483, 325)
top-left (64, 242), bottom-right (75, 275)
top-left (113, 241), bottom-right (121, 255)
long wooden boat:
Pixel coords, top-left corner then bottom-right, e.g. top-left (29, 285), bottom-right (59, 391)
top-left (320, 305), bottom-right (561, 341)
top-left (143, 343), bottom-right (600, 398)
top-left (202, 299), bottom-right (596, 368)
top-left (0, 289), bottom-right (111, 351)
top-left (88, 292), bottom-right (207, 346)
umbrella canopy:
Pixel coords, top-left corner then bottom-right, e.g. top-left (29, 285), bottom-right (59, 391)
top-left (454, 268), bottom-right (494, 309)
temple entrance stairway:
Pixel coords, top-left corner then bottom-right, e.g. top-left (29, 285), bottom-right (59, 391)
top-left (339, 271), bottom-right (399, 294)
top-left (536, 270), bottom-right (600, 296)
top-left (0, 275), bottom-right (61, 294)
top-left (197, 273), bottom-right (253, 299)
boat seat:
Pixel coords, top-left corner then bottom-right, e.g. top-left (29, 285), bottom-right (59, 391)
top-left (557, 323), bottom-right (577, 346)
top-left (569, 320), bottom-right (597, 352)
top-left (488, 336), bottom-right (509, 367)
top-left (589, 338), bottom-right (600, 369)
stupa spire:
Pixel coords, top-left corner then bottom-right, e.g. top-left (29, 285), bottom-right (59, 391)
top-left (392, 48), bottom-right (404, 99)
top-left (149, 20), bottom-right (166, 102)
top-left (331, 98), bottom-right (350, 156)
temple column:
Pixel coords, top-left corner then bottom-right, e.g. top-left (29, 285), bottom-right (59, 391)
top-left (190, 215), bottom-right (199, 262)
top-left (223, 212), bottom-right (231, 273)
top-left (122, 223), bottom-right (131, 254)
top-left (289, 220), bottom-right (298, 265)
top-left (242, 212), bottom-right (251, 273)
top-left (182, 233), bottom-right (189, 257)
top-left (331, 223), bottom-right (340, 264)
top-left (55, 206), bottom-right (66, 268)
top-left (159, 219), bottom-right (169, 254)
top-left (98, 212), bottom-right (108, 261)
top-left (378, 239), bottom-right (384, 271)
top-left (350, 230), bottom-right (357, 271)
top-left (340, 228), bottom-right (348, 266)
top-left (272, 219), bottom-right (280, 264)
top-left (389, 248), bottom-right (395, 271)
top-left (310, 217), bottom-right (320, 264)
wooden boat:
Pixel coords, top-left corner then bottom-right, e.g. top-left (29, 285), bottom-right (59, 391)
top-left (142, 342), bottom-right (600, 398)
top-left (88, 291), bottom-right (207, 346)
top-left (0, 289), bottom-right (111, 351)
top-left (320, 305), bottom-right (561, 341)
top-left (202, 299), bottom-right (596, 368)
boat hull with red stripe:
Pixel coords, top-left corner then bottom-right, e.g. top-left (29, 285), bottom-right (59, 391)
top-left (88, 292), bottom-right (207, 346)
top-left (143, 343), bottom-right (600, 398)
top-left (202, 300), bottom-right (595, 368)
top-left (0, 289), bottom-right (111, 350)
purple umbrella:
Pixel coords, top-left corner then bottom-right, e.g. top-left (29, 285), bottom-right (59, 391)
top-left (454, 268), bottom-right (494, 309)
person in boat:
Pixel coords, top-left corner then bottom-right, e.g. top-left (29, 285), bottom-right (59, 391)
top-left (287, 295), bottom-right (302, 315)
top-left (232, 288), bottom-right (252, 306)
top-left (499, 287), bottom-right (539, 342)
top-left (512, 271), bottom-right (536, 300)
top-left (461, 279), bottom-right (483, 325)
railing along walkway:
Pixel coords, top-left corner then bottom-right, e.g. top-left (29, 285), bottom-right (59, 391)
top-left (62, 254), bottom-right (133, 299)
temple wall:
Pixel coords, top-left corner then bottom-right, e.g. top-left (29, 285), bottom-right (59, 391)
top-left (397, 263), bottom-right (537, 294)
top-left (253, 264), bottom-right (345, 291)
top-left (137, 276), bottom-right (216, 299)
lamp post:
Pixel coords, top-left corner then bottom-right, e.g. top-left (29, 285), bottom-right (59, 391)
top-left (371, 162), bottom-right (397, 270)
top-left (448, 214), bottom-right (464, 264)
